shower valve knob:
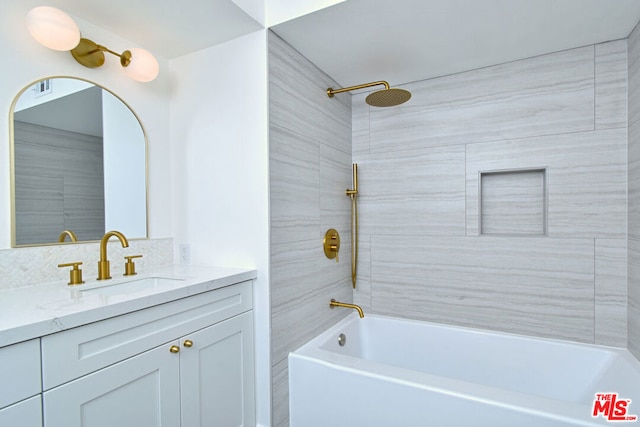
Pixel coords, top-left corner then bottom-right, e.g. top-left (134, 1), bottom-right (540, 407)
top-left (323, 229), bottom-right (340, 262)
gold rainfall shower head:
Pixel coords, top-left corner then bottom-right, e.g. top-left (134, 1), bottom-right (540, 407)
top-left (327, 80), bottom-right (411, 107)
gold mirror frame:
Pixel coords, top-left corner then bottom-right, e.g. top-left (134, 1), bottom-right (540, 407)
top-left (9, 76), bottom-right (149, 247)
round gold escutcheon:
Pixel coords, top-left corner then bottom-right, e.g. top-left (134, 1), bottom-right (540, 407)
top-left (323, 228), bottom-right (340, 262)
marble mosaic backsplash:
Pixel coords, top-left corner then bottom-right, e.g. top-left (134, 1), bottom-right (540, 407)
top-left (0, 238), bottom-right (173, 290)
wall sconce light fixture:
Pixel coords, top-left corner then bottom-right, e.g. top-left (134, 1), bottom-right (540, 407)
top-left (26, 6), bottom-right (159, 82)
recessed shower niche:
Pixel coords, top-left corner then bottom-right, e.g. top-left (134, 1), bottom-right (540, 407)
top-left (480, 169), bottom-right (547, 236)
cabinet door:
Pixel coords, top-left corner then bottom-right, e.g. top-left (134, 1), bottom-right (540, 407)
top-left (0, 396), bottom-right (42, 427)
top-left (0, 339), bottom-right (41, 408)
top-left (44, 341), bottom-right (181, 427)
top-left (180, 311), bottom-right (255, 427)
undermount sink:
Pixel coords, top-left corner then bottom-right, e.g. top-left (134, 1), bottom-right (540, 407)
top-left (80, 276), bottom-right (185, 296)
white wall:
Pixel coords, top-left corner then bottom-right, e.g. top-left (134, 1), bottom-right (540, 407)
top-left (232, 0), bottom-right (347, 27)
top-left (264, 0), bottom-right (346, 26)
top-left (103, 90), bottom-right (147, 237)
top-left (168, 30), bottom-right (270, 426)
top-left (0, 0), bottom-right (172, 249)
top-left (14, 78), bottom-right (92, 112)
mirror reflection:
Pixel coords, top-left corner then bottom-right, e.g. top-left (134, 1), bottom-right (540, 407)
top-left (11, 77), bottom-right (147, 247)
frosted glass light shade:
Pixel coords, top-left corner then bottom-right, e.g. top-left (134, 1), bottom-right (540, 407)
top-left (123, 48), bottom-right (159, 82)
top-left (26, 6), bottom-right (80, 51)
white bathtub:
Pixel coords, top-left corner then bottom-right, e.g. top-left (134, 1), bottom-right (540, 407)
top-left (289, 314), bottom-right (640, 426)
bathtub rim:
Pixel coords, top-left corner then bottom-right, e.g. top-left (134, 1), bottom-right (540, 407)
top-left (289, 312), bottom-right (640, 427)
top-left (296, 312), bottom-right (635, 353)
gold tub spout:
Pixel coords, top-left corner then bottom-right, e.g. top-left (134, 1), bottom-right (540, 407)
top-left (330, 299), bottom-right (364, 318)
top-left (97, 230), bottom-right (129, 280)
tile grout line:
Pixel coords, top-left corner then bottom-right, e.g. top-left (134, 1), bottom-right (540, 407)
top-left (594, 44), bottom-right (597, 132)
top-left (465, 143), bottom-right (468, 237)
top-left (594, 238), bottom-right (597, 344)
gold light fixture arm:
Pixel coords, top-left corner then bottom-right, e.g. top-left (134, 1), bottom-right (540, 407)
top-left (71, 38), bottom-right (132, 68)
top-left (100, 44), bottom-right (132, 66)
top-left (327, 81), bottom-right (389, 98)
top-left (26, 7), bottom-right (159, 82)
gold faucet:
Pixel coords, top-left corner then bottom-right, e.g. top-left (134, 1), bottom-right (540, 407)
top-left (58, 230), bottom-right (78, 242)
top-left (330, 299), bottom-right (364, 318)
top-left (97, 230), bottom-right (129, 280)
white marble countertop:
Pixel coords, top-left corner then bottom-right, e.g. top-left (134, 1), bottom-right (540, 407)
top-left (0, 265), bottom-right (257, 347)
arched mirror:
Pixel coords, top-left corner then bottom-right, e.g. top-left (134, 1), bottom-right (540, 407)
top-left (10, 77), bottom-right (147, 247)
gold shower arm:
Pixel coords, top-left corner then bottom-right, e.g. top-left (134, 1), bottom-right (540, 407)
top-left (327, 81), bottom-right (390, 97)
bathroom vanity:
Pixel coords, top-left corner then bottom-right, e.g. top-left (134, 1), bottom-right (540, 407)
top-left (0, 265), bottom-right (256, 427)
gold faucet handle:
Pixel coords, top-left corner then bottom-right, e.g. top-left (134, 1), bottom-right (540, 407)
top-left (124, 255), bottom-right (143, 276)
top-left (58, 262), bottom-right (85, 286)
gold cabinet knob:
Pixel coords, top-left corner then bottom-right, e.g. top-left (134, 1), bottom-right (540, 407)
top-left (169, 345), bottom-right (180, 353)
top-left (183, 340), bottom-right (193, 348)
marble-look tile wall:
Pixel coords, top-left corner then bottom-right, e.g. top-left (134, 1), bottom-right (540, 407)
top-left (14, 121), bottom-right (105, 245)
top-left (268, 32), bottom-right (352, 427)
top-left (629, 22), bottom-right (640, 361)
top-left (0, 238), bottom-right (173, 290)
top-left (354, 41), bottom-right (628, 347)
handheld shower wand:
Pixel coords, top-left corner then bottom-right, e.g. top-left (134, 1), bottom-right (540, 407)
top-left (346, 164), bottom-right (359, 289)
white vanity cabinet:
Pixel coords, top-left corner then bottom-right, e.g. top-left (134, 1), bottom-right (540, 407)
top-left (40, 280), bottom-right (255, 427)
top-left (0, 396), bottom-right (43, 427)
top-left (0, 339), bottom-right (43, 427)
top-left (43, 341), bottom-right (181, 427)
top-left (180, 310), bottom-right (254, 426)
